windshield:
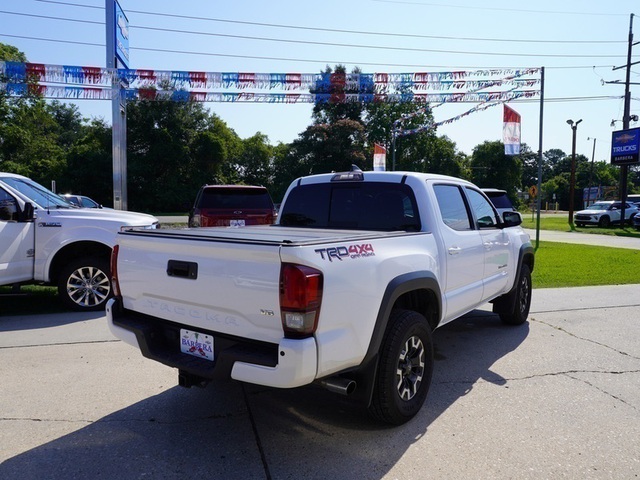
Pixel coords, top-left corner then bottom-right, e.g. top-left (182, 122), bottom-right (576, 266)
top-left (0, 176), bottom-right (72, 209)
top-left (485, 192), bottom-right (514, 210)
top-left (586, 203), bottom-right (611, 210)
top-left (199, 188), bottom-right (274, 209)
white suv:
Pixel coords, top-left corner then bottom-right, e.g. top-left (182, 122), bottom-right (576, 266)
top-left (574, 201), bottom-right (638, 228)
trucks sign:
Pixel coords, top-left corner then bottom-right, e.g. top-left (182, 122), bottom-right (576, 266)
top-left (611, 128), bottom-right (640, 165)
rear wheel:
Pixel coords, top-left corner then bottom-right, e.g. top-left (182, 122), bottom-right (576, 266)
top-left (500, 264), bottom-right (532, 325)
top-left (369, 309), bottom-right (434, 425)
top-left (57, 257), bottom-right (112, 311)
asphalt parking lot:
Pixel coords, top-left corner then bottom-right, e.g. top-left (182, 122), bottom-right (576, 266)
top-left (1, 282), bottom-right (639, 480)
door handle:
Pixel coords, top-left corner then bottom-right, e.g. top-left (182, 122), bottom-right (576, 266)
top-left (448, 246), bottom-right (461, 255)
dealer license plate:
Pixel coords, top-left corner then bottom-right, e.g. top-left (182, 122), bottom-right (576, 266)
top-left (180, 329), bottom-right (214, 361)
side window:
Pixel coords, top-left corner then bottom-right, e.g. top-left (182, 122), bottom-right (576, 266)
top-left (466, 188), bottom-right (499, 228)
top-left (433, 184), bottom-right (472, 231)
top-left (0, 188), bottom-right (19, 222)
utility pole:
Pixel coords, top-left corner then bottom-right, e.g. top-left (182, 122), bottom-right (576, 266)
top-left (610, 13), bottom-right (638, 226)
top-left (620, 14), bottom-right (634, 226)
top-left (566, 119), bottom-right (582, 226)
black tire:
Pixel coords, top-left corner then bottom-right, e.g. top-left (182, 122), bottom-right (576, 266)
top-left (369, 309), bottom-right (434, 425)
top-left (57, 256), bottom-right (112, 311)
top-left (598, 216), bottom-right (610, 228)
top-left (500, 264), bottom-right (532, 325)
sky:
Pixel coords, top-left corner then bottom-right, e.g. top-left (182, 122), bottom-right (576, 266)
top-left (1, 0), bottom-right (639, 168)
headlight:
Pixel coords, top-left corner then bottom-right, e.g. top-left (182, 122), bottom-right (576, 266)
top-left (120, 222), bottom-right (159, 232)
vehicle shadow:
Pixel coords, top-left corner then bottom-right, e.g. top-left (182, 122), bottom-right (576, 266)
top-left (0, 288), bottom-right (66, 317)
top-left (0, 309), bottom-right (528, 480)
top-left (0, 309), bottom-right (104, 332)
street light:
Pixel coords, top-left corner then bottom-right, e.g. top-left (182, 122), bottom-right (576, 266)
top-left (566, 119), bottom-right (582, 226)
top-left (587, 137), bottom-right (596, 207)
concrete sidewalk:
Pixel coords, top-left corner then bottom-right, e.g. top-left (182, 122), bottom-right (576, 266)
top-left (524, 227), bottom-right (640, 249)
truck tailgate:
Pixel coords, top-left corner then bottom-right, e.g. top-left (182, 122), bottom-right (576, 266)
top-left (116, 227), bottom-right (285, 344)
top-left (115, 225), bottom-right (388, 344)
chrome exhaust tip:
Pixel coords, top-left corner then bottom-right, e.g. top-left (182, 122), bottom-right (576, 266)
top-left (319, 376), bottom-right (356, 396)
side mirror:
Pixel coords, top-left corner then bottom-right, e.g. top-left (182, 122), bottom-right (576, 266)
top-left (501, 211), bottom-right (522, 228)
top-left (21, 202), bottom-right (35, 221)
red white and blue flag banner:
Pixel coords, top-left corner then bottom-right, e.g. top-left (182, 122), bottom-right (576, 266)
top-left (503, 105), bottom-right (521, 155)
top-left (0, 62), bottom-right (541, 104)
top-left (373, 143), bottom-right (386, 171)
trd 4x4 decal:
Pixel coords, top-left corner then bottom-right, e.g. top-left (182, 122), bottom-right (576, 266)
top-left (315, 244), bottom-right (375, 261)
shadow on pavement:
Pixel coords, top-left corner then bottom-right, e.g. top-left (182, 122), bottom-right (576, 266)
top-left (0, 310), bottom-right (529, 480)
top-left (0, 309), bottom-right (104, 332)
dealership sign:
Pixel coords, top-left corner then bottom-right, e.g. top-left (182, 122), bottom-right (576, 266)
top-left (611, 128), bottom-right (640, 165)
top-left (114, 0), bottom-right (129, 69)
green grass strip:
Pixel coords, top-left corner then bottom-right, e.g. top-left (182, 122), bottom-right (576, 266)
top-left (533, 241), bottom-right (640, 288)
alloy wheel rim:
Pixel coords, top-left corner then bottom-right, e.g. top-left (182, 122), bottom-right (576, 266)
top-left (396, 335), bottom-right (425, 401)
top-left (67, 266), bottom-right (111, 307)
top-left (518, 275), bottom-right (530, 313)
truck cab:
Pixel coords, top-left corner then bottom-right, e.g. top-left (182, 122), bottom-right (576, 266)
top-left (0, 172), bottom-right (159, 310)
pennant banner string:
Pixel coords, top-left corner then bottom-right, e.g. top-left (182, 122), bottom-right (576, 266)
top-left (1, 83), bottom-right (539, 105)
top-left (1, 62), bottom-right (541, 96)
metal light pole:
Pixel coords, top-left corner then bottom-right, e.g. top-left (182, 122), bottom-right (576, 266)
top-left (566, 119), bottom-right (582, 226)
top-left (587, 137), bottom-right (596, 207)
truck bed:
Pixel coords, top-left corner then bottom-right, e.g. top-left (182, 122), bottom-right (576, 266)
top-left (125, 224), bottom-right (415, 246)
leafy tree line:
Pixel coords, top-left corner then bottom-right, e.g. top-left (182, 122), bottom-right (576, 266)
top-left (1, 44), bottom-right (638, 213)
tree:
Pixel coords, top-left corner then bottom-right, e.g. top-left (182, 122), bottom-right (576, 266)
top-left (543, 149), bottom-right (567, 177)
top-left (62, 119), bottom-right (112, 204)
top-left (236, 133), bottom-right (274, 188)
top-left (0, 97), bottom-right (76, 184)
top-left (270, 142), bottom-right (294, 202)
top-left (470, 141), bottom-right (522, 202)
top-left (311, 65), bottom-right (365, 124)
top-left (126, 99), bottom-right (241, 212)
top-left (0, 42), bottom-right (26, 62)
top-left (541, 174), bottom-right (570, 209)
top-left (287, 119), bottom-right (367, 175)
top-left (519, 143), bottom-right (541, 188)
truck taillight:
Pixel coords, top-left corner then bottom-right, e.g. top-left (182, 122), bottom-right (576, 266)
top-left (279, 263), bottom-right (323, 339)
top-left (110, 244), bottom-right (121, 299)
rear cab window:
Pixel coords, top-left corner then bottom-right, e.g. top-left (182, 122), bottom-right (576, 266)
top-left (279, 182), bottom-right (421, 231)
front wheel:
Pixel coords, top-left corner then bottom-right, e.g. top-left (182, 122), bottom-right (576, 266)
top-left (500, 264), bottom-right (532, 325)
top-left (369, 309), bottom-right (434, 425)
top-left (598, 216), bottom-right (610, 228)
top-left (57, 257), bottom-right (112, 311)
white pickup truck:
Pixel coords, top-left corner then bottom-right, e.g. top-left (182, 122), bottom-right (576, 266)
top-left (107, 168), bottom-right (534, 424)
top-left (0, 172), bottom-right (158, 311)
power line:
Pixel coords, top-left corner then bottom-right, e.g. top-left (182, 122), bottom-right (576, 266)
top-left (0, 33), bottom-right (620, 70)
top-left (370, 0), bottom-right (630, 17)
top-left (0, 12), bottom-right (629, 60)
top-left (0, 10), bottom-right (101, 26)
top-left (29, 1), bottom-right (627, 44)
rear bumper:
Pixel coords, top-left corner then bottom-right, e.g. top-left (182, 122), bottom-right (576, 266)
top-left (106, 298), bottom-right (318, 388)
